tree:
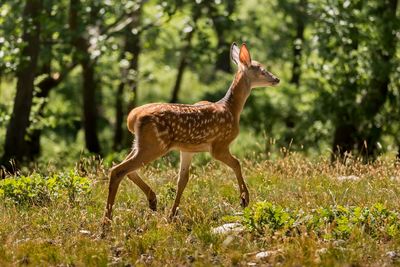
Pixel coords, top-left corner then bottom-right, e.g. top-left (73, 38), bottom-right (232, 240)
top-left (69, 0), bottom-right (102, 154)
top-left (209, 1), bottom-right (237, 73)
top-left (289, 0), bottom-right (307, 86)
top-left (357, 0), bottom-right (399, 159)
top-left (311, 1), bottom-right (362, 161)
top-left (2, 0), bottom-right (42, 170)
top-left (113, 4), bottom-right (142, 150)
top-left (25, 0), bottom-right (70, 159)
top-left (273, 0), bottom-right (309, 86)
top-left (313, 0), bottom-right (399, 162)
top-left (169, 7), bottom-right (201, 103)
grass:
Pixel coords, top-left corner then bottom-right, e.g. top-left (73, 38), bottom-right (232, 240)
top-left (1, 154), bottom-right (400, 266)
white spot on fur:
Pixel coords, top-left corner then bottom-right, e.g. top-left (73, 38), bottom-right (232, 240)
top-left (156, 129), bottom-right (169, 137)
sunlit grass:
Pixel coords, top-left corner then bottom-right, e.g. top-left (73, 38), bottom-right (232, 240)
top-left (1, 154), bottom-right (400, 265)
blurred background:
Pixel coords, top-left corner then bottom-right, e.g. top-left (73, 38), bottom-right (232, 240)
top-left (0, 0), bottom-right (399, 171)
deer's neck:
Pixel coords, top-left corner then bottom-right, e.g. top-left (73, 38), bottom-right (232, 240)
top-left (218, 71), bottom-right (251, 120)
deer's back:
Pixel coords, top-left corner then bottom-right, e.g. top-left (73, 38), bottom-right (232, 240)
top-left (127, 102), bottom-right (238, 152)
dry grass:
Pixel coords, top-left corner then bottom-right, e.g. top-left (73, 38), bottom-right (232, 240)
top-left (1, 154), bottom-right (400, 266)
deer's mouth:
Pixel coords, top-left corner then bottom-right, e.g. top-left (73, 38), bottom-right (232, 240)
top-left (272, 77), bottom-right (280, 85)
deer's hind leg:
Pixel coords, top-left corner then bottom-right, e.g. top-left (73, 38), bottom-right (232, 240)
top-left (123, 145), bottom-right (157, 211)
top-left (103, 151), bottom-right (157, 224)
top-left (127, 171), bottom-right (157, 211)
top-left (104, 125), bottom-right (168, 223)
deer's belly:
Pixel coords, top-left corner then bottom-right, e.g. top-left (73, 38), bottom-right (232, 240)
top-left (171, 142), bottom-right (211, 153)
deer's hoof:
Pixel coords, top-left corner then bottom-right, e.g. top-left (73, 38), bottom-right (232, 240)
top-left (169, 208), bottom-right (179, 220)
top-left (240, 192), bottom-right (249, 208)
top-left (149, 198), bottom-right (157, 211)
top-left (100, 218), bottom-right (112, 239)
top-left (100, 230), bottom-right (108, 239)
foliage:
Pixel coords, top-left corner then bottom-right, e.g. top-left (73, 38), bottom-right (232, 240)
top-left (309, 0), bottom-right (400, 158)
top-left (243, 202), bottom-right (400, 240)
top-left (243, 201), bottom-right (294, 232)
top-left (0, 171), bottom-right (91, 206)
top-left (0, 0), bottom-right (399, 164)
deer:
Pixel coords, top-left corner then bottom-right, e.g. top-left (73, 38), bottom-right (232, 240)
top-left (102, 43), bottom-right (280, 229)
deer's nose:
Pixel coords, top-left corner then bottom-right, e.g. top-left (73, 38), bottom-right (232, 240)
top-left (274, 77), bottom-right (280, 84)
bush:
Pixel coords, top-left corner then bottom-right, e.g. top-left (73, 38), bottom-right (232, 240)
top-left (0, 171), bottom-right (91, 206)
top-left (243, 202), bottom-right (294, 233)
top-left (243, 202), bottom-right (400, 240)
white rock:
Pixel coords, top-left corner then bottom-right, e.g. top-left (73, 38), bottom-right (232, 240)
top-left (255, 251), bottom-right (270, 259)
top-left (79, 229), bottom-right (91, 235)
top-left (212, 223), bottom-right (244, 234)
top-left (387, 251), bottom-right (399, 259)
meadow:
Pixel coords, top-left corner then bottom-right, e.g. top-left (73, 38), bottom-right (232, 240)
top-left (1, 0), bottom-right (399, 265)
top-left (1, 154), bottom-right (400, 266)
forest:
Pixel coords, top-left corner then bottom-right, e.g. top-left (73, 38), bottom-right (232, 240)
top-left (0, 0), bottom-right (399, 169)
top-left (0, 0), bottom-right (400, 266)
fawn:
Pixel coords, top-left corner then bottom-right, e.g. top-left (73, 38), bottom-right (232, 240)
top-left (103, 43), bottom-right (279, 226)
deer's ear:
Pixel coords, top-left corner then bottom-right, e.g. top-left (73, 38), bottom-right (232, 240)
top-left (230, 42), bottom-right (240, 65)
top-left (239, 43), bottom-right (252, 68)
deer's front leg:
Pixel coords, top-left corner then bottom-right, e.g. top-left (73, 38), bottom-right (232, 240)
top-left (211, 146), bottom-right (249, 208)
top-left (170, 152), bottom-right (194, 218)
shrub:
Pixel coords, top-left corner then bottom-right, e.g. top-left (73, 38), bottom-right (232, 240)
top-left (0, 171), bottom-right (91, 206)
top-left (243, 202), bottom-right (294, 233)
top-left (243, 202), bottom-right (400, 240)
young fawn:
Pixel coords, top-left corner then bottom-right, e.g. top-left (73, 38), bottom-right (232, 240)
top-left (103, 43), bottom-right (279, 226)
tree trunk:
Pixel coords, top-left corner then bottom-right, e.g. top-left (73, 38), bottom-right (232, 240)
top-left (26, 9), bottom-right (53, 159)
top-left (213, 24), bottom-right (231, 73)
top-left (81, 59), bottom-right (101, 153)
top-left (125, 20), bottom-right (141, 111)
top-left (69, 0), bottom-right (101, 154)
top-left (331, 2), bottom-right (361, 162)
top-left (170, 49), bottom-right (190, 103)
top-left (169, 11), bottom-right (200, 103)
top-left (290, 0), bottom-right (307, 86)
top-left (210, 2), bottom-right (236, 74)
top-left (358, 0), bottom-right (398, 160)
top-left (26, 78), bottom-right (54, 159)
top-left (331, 94), bottom-right (359, 162)
top-left (25, 62), bottom-right (78, 158)
top-left (113, 82), bottom-right (125, 150)
top-left (113, 6), bottom-right (142, 150)
top-left (331, 123), bottom-right (358, 162)
top-left (2, 0), bottom-right (42, 170)
top-left (397, 147), bottom-right (400, 161)
top-left (214, 37), bottom-right (231, 73)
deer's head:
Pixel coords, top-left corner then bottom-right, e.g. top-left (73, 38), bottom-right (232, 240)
top-left (231, 43), bottom-right (280, 88)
